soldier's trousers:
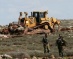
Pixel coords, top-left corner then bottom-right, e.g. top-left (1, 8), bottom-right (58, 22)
top-left (58, 46), bottom-right (63, 57)
top-left (43, 44), bottom-right (50, 53)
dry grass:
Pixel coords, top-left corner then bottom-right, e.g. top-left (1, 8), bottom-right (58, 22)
top-left (0, 20), bottom-right (73, 59)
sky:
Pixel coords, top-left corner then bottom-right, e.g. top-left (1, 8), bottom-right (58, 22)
top-left (0, 0), bottom-right (73, 25)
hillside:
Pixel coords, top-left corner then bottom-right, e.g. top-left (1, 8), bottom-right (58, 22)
top-left (0, 20), bottom-right (73, 58)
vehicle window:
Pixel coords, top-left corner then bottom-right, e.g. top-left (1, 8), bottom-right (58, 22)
top-left (35, 13), bottom-right (37, 17)
top-left (40, 13), bottom-right (44, 18)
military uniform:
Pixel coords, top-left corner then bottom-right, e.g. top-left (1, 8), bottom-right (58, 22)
top-left (56, 35), bottom-right (66, 57)
top-left (42, 37), bottom-right (50, 53)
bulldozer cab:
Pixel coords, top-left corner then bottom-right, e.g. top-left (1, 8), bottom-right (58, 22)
top-left (32, 11), bottom-right (47, 24)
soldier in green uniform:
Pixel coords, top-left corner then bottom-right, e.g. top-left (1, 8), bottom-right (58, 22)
top-left (56, 34), bottom-right (66, 57)
top-left (42, 33), bottom-right (50, 53)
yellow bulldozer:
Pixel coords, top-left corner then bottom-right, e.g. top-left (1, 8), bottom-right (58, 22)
top-left (18, 10), bottom-right (61, 33)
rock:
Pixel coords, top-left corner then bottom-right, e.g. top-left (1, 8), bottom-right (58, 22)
top-left (32, 56), bottom-right (37, 59)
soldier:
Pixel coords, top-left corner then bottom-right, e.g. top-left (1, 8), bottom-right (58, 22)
top-left (42, 33), bottom-right (50, 53)
top-left (56, 34), bottom-right (66, 57)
